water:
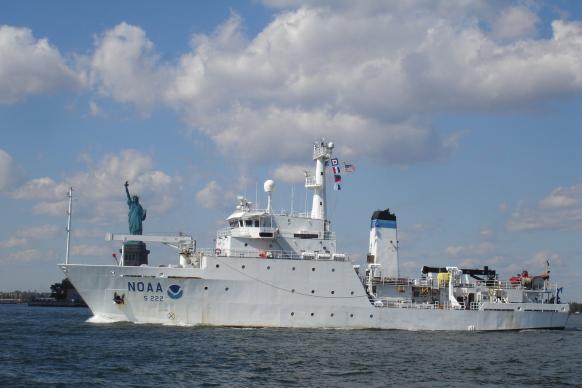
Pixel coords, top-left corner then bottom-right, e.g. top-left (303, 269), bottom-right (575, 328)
top-left (1, 305), bottom-right (581, 387)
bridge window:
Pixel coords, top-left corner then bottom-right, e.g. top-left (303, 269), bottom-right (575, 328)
top-left (254, 220), bottom-right (259, 227)
top-left (245, 220), bottom-right (253, 227)
top-left (294, 233), bottom-right (319, 239)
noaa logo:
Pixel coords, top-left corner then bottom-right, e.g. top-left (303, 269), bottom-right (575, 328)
top-left (167, 284), bottom-right (183, 300)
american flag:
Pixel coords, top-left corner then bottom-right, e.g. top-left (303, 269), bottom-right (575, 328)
top-left (343, 163), bottom-right (356, 173)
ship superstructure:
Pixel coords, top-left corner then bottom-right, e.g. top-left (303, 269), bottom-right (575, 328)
top-left (61, 140), bottom-right (569, 331)
top-left (214, 141), bottom-right (339, 261)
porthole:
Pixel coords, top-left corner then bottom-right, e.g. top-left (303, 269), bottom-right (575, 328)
top-left (204, 286), bottom-right (208, 290)
top-left (350, 313), bottom-right (354, 318)
top-left (292, 267), bottom-right (296, 271)
top-left (350, 291), bottom-right (354, 295)
top-left (216, 264), bottom-right (220, 268)
top-left (311, 290), bottom-right (315, 294)
top-left (330, 313), bottom-right (334, 317)
top-left (370, 314), bottom-right (373, 318)
top-left (267, 266), bottom-right (271, 270)
top-left (241, 265), bottom-right (246, 269)
top-left (312, 268), bottom-right (316, 272)
top-left (290, 312), bottom-right (294, 316)
top-left (331, 291), bottom-right (335, 295)
top-left (291, 289), bottom-right (295, 293)
top-left (244, 243), bottom-right (248, 247)
top-left (331, 268), bottom-right (335, 272)
top-left (310, 313), bottom-right (314, 317)
top-left (225, 287), bottom-right (229, 291)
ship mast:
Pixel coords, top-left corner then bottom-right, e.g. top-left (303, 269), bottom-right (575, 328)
top-left (306, 140), bottom-right (334, 220)
top-left (65, 187), bottom-right (73, 265)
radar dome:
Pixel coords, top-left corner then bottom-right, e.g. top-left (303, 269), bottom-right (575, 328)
top-left (327, 142), bottom-right (334, 149)
top-left (264, 179), bottom-right (275, 193)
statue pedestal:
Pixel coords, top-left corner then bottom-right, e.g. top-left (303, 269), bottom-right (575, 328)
top-left (123, 241), bottom-right (150, 266)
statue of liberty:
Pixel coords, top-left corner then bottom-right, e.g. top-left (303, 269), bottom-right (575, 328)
top-left (124, 181), bottom-right (147, 235)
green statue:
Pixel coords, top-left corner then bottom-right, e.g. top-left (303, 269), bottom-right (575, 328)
top-left (124, 181), bottom-right (147, 235)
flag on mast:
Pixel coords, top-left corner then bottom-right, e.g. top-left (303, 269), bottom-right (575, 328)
top-left (343, 163), bottom-right (356, 173)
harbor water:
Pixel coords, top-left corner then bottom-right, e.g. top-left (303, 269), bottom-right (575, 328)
top-left (1, 305), bottom-right (580, 387)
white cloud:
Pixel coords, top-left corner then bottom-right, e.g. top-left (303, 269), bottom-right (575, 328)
top-left (492, 6), bottom-right (539, 40)
top-left (1, 248), bottom-right (52, 263)
top-left (273, 164), bottom-right (311, 184)
top-left (196, 181), bottom-right (222, 209)
top-left (88, 100), bottom-right (106, 117)
top-left (479, 226), bottom-right (495, 241)
top-left (71, 244), bottom-right (112, 257)
top-left (445, 242), bottom-right (495, 258)
top-left (539, 184), bottom-right (582, 209)
top-left (0, 224), bottom-right (60, 250)
top-left (90, 22), bottom-right (170, 111)
top-left (73, 228), bottom-right (106, 238)
top-left (0, 237), bottom-right (26, 249)
top-left (15, 224), bottom-right (59, 239)
top-left (11, 177), bottom-right (66, 201)
top-left (0, 149), bottom-right (17, 191)
top-left (507, 183), bottom-right (582, 232)
top-left (0, 224), bottom-right (59, 248)
top-left (154, 6), bottom-right (582, 162)
top-left (398, 223), bottom-right (436, 244)
top-left (0, 25), bottom-right (81, 103)
top-left (529, 251), bottom-right (561, 268)
top-left (6, 5), bottom-right (582, 166)
top-left (10, 150), bottom-right (177, 223)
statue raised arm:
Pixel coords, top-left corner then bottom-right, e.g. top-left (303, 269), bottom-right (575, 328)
top-left (125, 181), bottom-right (131, 203)
top-left (124, 181), bottom-right (147, 235)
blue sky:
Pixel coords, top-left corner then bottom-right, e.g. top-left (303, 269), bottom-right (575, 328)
top-left (1, 0), bottom-right (581, 300)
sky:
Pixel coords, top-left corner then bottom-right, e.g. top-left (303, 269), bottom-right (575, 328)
top-left (0, 0), bottom-right (581, 300)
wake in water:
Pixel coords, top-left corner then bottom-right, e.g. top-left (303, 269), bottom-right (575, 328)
top-left (86, 314), bottom-right (127, 324)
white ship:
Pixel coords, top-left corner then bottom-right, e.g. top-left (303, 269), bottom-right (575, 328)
top-left (61, 140), bottom-right (569, 331)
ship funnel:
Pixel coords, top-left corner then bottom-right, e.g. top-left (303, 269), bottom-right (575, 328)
top-left (368, 209), bottom-right (399, 278)
top-left (264, 180), bottom-right (275, 213)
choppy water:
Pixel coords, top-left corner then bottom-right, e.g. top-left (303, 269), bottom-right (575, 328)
top-left (0, 305), bottom-right (581, 387)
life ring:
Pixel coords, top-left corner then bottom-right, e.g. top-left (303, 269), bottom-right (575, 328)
top-left (259, 251), bottom-right (267, 258)
top-left (215, 248), bottom-right (222, 256)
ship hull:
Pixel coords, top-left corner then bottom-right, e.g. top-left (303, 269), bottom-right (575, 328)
top-left (61, 259), bottom-right (570, 331)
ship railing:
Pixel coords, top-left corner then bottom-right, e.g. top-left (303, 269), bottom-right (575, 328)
top-left (447, 279), bottom-right (556, 292)
top-left (312, 144), bottom-right (328, 159)
top-left (217, 227), bottom-right (336, 241)
top-left (305, 176), bottom-right (318, 187)
top-left (197, 248), bottom-right (349, 261)
top-left (217, 229), bottom-right (231, 238)
top-left (372, 277), bottom-right (415, 286)
top-left (323, 231), bottom-right (336, 239)
top-left (471, 280), bottom-right (548, 290)
top-left (374, 298), bottom-right (464, 310)
top-left (376, 300), bottom-right (469, 311)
